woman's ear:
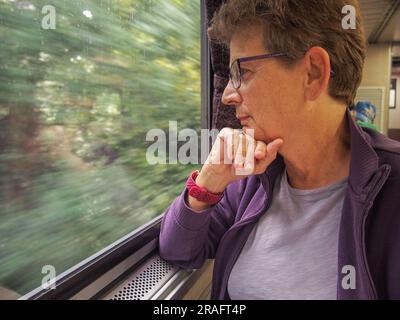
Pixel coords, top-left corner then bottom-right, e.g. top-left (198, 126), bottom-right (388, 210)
top-left (303, 47), bottom-right (331, 102)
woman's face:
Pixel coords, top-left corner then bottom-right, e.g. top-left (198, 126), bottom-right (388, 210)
top-left (221, 24), bottom-right (306, 144)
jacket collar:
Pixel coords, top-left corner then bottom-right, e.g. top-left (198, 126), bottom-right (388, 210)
top-left (260, 108), bottom-right (380, 198)
top-left (345, 107), bottom-right (381, 197)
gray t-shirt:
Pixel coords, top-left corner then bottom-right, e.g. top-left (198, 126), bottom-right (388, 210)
top-left (227, 169), bottom-right (348, 300)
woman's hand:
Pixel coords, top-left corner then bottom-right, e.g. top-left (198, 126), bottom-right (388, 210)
top-left (188, 128), bottom-right (283, 211)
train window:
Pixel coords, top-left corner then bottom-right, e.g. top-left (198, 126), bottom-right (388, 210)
top-left (0, 0), bottom-right (201, 298)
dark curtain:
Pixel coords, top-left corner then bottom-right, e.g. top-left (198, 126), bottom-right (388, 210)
top-left (205, 0), bottom-right (241, 130)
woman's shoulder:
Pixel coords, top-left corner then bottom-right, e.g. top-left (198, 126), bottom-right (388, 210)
top-left (364, 127), bottom-right (400, 154)
top-left (362, 128), bottom-right (400, 178)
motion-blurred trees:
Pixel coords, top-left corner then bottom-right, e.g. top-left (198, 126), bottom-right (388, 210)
top-left (0, 0), bottom-right (200, 295)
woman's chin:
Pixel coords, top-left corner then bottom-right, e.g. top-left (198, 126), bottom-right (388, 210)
top-left (243, 126), bottom-right (262, 140)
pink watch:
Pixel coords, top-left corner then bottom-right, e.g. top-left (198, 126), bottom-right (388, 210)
top-left (186, 171), bottom-right (224, 205)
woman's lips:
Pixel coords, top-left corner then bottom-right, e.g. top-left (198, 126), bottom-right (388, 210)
top-left (237, 116), bottom-right (250, 125)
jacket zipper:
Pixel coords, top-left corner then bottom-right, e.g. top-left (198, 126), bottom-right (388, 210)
top-left (360, 165), bottom-right (391, 299)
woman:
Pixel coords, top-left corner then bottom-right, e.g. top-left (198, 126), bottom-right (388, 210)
top-left (159, 0), bottom-right (400, 299)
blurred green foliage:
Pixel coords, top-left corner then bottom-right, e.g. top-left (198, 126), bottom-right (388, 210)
top-left (0, 0), bottom-right (200, 296)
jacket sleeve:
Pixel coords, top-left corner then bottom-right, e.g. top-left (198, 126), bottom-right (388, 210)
top-left (158, 181), bottom-right (241, 269)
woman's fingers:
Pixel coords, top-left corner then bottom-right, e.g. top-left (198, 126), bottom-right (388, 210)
top-left (205, 127), bottom-right (283, 177)
top-left (254, 140), bottom-right (268, 160)
top-left (225, 129), bottom-right (246, 165)
top-left (254, 138), bottom-right (284, 174)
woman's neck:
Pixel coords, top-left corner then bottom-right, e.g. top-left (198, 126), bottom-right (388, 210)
top-left (282, 104), bottom-right (351, 190)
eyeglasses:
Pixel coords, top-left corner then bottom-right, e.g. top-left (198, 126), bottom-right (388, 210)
top-left (229, 52), bottom-right (335, 89)
top-left (229, 52), bottom-right (288, 89)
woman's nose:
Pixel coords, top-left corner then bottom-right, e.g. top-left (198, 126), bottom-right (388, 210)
top-left (221, 80), bottom-right (241, 107)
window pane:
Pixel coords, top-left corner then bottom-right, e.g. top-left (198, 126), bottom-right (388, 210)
top-left (0, 0), bottom-right (200, 298)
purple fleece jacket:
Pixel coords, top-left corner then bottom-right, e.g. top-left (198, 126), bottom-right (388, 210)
top-left (159, 109), bottom-right (400, 300)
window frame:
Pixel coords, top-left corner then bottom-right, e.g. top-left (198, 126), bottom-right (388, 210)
top-left (21, 0), bottom-right (211, 300)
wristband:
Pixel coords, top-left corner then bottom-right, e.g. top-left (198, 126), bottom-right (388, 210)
top-left (186, 171), bottom-right (224, 205)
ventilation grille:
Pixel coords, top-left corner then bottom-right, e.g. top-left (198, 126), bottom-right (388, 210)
top-left (109, 256), bottom-right (177, 300)
top-left (355, 86), bottom-right (385, 132)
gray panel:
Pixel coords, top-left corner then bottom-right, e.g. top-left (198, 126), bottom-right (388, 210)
top-left (104, 255), bottom-right (180, 300)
